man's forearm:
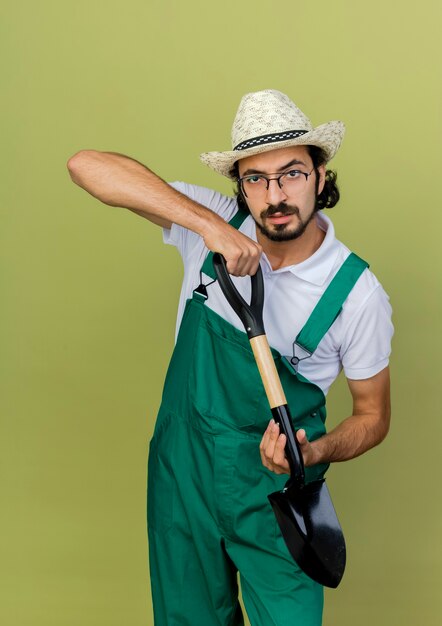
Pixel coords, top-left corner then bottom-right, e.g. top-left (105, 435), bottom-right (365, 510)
top-left (66, 150), bottom-right (222, 234)
top-left (301, 368), bottom-right (391, 466)
top-left (306, 410), bottom-right (390, 465)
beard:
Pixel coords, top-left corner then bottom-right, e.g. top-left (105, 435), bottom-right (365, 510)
top-left (253, 202), bottom-right (317, 242)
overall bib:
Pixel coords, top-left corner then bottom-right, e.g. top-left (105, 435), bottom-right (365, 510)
top-left (148, 210), bottom-right (368, 626)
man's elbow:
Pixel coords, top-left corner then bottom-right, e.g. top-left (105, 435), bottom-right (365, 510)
top-left (66, 150), bottom-right (98, 183)
top-left (374, 406), bottom-right (391, 446)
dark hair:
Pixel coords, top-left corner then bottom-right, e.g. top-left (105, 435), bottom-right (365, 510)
top-left (229, 145), bottom-right (340, 212)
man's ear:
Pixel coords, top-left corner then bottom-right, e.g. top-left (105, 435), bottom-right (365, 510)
top-left (317, 164), bottom-right (326, 195)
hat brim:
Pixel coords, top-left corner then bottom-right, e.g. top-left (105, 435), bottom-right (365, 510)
top-left (200, 121), bottom-right (345, 179)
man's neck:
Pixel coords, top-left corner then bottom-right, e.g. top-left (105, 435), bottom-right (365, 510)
top-left (256, 216), bottom-right (326, 271)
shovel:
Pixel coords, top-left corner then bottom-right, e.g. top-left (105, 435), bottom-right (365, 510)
top-left (212, 253), bottom-right (346, 588)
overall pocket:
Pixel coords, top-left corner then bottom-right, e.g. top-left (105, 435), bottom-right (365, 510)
top-left (189, 318), bottom-right (268, 431)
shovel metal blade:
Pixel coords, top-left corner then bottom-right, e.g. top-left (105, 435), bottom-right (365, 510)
top-left (268, 479), bottom-right (346, 588)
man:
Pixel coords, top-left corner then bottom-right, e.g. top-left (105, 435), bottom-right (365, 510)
top-left (67, 89), bottom-right (393, 626)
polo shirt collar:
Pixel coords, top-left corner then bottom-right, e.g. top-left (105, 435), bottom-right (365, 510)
top-left (253, 212), bottom-right (341, 286)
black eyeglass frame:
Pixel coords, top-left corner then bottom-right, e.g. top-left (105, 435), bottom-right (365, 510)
top-left (237, 167), bottom-right (315, 198)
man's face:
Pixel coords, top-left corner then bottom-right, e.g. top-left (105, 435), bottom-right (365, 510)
top-left (237, 146), bottom-right (326, 242)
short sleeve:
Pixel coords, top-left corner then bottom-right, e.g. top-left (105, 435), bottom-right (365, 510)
top-left (341, 284), bottom-right (394, 380)
top-left (162, 181), bottom-right (238, 261)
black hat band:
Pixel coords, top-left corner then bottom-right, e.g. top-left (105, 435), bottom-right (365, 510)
top-left (234, 129), bottom-right (309, 152)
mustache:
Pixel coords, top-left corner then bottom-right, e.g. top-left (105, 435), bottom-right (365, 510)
top-left (260, 203), bottom-right (300, 219)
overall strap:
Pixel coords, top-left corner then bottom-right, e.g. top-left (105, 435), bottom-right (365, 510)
top-left (200, 207), bottom-right (250, 280)
top-left (294, 253), bottom-right (369, 355)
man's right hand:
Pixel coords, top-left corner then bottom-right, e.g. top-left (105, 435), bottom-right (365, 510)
top-left (202, 218), bottom-right (262, 277)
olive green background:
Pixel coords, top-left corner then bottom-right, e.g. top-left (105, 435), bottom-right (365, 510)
top-left (1, 1), bottom-right (440, 624)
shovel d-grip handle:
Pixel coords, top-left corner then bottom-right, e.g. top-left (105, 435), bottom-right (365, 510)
top-left (212, 253), bottom-right (265, 339)
top-left (212, 253), bottom-right (305, 485)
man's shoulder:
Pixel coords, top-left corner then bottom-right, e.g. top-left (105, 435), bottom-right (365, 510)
top-left (318, 213), bottom-right (383, 299)
top-left (337, 247), bottom-right (390, 320)
top-left (316, 225), bottom-right (389, 321)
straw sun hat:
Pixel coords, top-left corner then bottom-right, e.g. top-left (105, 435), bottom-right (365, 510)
top-left (200, 89), bottom-right (345, 179)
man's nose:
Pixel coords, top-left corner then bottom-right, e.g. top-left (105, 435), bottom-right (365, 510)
top-left (264, 178), bottom-right (287, 205)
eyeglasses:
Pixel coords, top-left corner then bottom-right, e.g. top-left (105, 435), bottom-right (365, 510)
top-left (238, 168), bottom-right (314, 198)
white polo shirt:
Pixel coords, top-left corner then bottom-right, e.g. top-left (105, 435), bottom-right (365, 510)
top-left (163, 182), bottom-right (393, 395)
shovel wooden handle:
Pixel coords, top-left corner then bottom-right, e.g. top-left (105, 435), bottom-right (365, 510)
top-left (250, 335), bottom-right (286, 408)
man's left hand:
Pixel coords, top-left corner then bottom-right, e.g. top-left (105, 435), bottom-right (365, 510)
top-left (259, 419), bottom-right (317, 474)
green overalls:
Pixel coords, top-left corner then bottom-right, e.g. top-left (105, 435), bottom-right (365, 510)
top-left (147, 209), bottom-right (368, 626)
